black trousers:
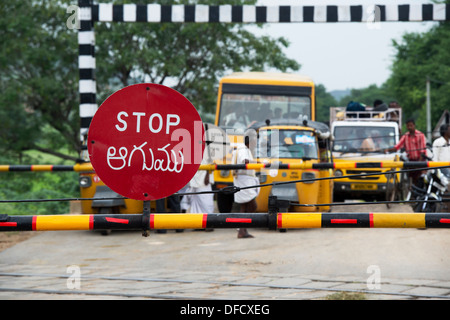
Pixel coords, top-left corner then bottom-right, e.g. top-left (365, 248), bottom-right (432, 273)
top-left (156, 195), bottom-right (181, 213)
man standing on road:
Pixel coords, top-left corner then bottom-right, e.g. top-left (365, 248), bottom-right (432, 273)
top-left (232, 133), bottom-right (259, 239)
top-left (432, 123), bottom-right (450, 177)
top-left (180, 153), bottom-right (215, 232)
top-left (386, 118), bottom-right (428, 183)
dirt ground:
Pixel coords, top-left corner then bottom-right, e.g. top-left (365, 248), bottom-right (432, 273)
top-left (0, 232), bottom-right (39, 252)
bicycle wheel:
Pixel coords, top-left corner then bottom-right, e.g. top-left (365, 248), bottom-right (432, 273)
top-left (401, 172), bottom-right (412, 202)
top-left (385, 171), bottom-right (398, 208)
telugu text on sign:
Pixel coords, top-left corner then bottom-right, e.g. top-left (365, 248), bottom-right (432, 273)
top-left (88, 83), bottom-right (204, 201)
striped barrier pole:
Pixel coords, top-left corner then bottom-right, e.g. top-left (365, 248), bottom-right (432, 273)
top-left (1, 212), bottom-right (449, 232)
top-left (201, 161), bottom-right (450, 170)
top-left (1, 162), bottom-right (450, 172)
top-left (0, 163), bottom-right (94, 172)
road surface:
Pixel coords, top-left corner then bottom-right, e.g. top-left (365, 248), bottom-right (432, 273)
top-left (0, 204), bottom-right (449, 300)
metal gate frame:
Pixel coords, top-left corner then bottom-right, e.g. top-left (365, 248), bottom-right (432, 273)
top-left (77, 1), bottom-right (450, 140)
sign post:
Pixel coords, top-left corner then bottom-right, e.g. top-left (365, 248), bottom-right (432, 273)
top-left (87, 83), bottom-right (204, 202)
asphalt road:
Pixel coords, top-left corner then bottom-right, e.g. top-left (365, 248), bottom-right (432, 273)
top-left (0, 203), bottom-right (449, 300)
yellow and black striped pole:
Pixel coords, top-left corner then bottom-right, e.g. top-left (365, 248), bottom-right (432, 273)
top-left (1, 161), bottom-right (449, 172)
top-left (200, 161), bottom-right (450, 171)
top-left (277, 212), bottom-right (450, 228)
top-left (1, 212), bottom-right (449, 232)
top-left (0, 163), bottom-right (94, 172)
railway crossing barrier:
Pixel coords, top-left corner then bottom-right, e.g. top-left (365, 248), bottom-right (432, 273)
top-left (1, 196), bottom-right (449, 234)
top-left (1, 161), bottom-right (450, 172)
top-left (3, 3), bottom-right (450, 234)
top-left (1, 209), bottom-right (449, 233)
top-left (1, 163), bottom-right (449, 234)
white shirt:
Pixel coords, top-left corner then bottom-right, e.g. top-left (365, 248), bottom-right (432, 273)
top-left (232, 145), bottom-right (256, 177)
top-left (432, 136), bottom-right (450, 162)
top-left (189, 154), bottom-right (214, 188)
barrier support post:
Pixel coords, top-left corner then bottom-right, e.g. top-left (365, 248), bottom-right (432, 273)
top-left (267, 196), bottom-right (278, 230)
top-left (268, 196), bottom-right (290, 231)
top-left (142, 200), bottom-right (151, 237)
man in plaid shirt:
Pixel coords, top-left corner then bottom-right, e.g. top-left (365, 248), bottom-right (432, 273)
top-left (390, 119), bottom-right (428, 160)
top-left (386, 118), bottom-right (428, 182)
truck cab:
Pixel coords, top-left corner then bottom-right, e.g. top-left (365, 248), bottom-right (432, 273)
top-left (330, 106), bottom-right (401, 201)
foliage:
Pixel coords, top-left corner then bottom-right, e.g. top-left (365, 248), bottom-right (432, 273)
top-left (386, 22), bottom-right (450, 133)
top-left (316, 83), bottom-right (397, 125)
top-left (95, 0), bottom-right (300, 116)
top-left (0, 153), bottom-right (79, 215)
top-left (337, 84), bottom-right (396, 109)
top-left (0, 1), bottom-right (79, 160)
top-left (0, 0), bottom-right (300, 162)
top-left (315, 84), bottom-right (337, 124)
top-left (0, 171), bottom-right (79, 216)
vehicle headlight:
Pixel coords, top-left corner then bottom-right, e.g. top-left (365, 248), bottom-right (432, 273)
top-left (259, 172), bottom-right (267, 184)
top-left (301, 171), bottom-right (316, 184)
top-left (334, 169), bottom-right (343, 177)
top-left (79, 176), bottom-right (92, 188)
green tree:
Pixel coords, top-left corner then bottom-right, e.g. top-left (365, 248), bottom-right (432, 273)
top-left (386, 22), bottom-right (450, 132)
top-left (95, 0), bottom-right (300, 118)
top-left (315, 84), bottom-right (337, 124)
top-left (0, 0), bottom-right (300, 163)
top-left (337, 83), bottom-right (395, 108)
top-left (0, 1), bottom-right (79, 161)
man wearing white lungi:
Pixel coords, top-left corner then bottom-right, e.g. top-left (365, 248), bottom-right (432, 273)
top-left (181, 169), bottom-right (214, 214)
top-left (181, 157), bottom-right (215, 232)
top-left (233, 135), bottom-right (259, 238)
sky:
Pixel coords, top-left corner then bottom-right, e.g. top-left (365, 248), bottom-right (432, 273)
top-left (252, 0), bottom-right (437, 92)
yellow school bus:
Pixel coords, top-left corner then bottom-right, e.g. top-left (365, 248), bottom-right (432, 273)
top-left (213, 72), bottom-right (329, 212)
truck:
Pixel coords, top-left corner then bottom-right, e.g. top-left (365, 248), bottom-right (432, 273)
top-left (213, 72), bottom-right (334, 213)
top-left (330, 106), bottom-right (403, 201)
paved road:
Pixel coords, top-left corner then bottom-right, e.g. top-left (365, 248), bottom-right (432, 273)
top-left (0, 204), bottom-right (449, 300)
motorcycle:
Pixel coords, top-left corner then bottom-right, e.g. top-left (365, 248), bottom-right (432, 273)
top-left (398, 143), bottom-right (449, 212)
top-left (410, 167), bottom-right (449, 213)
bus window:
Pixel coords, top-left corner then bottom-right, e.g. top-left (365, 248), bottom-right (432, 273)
top-left (219, 93), bottom-right (311, 132)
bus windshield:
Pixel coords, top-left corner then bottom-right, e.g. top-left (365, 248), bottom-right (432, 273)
top-left (219, 93), bottom-right (311, 133)
top-left (257, 129), bottom-right (318, 159)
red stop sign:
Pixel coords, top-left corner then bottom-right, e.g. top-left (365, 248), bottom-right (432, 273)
top-left (87, 83), bottom-right (204, 201)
